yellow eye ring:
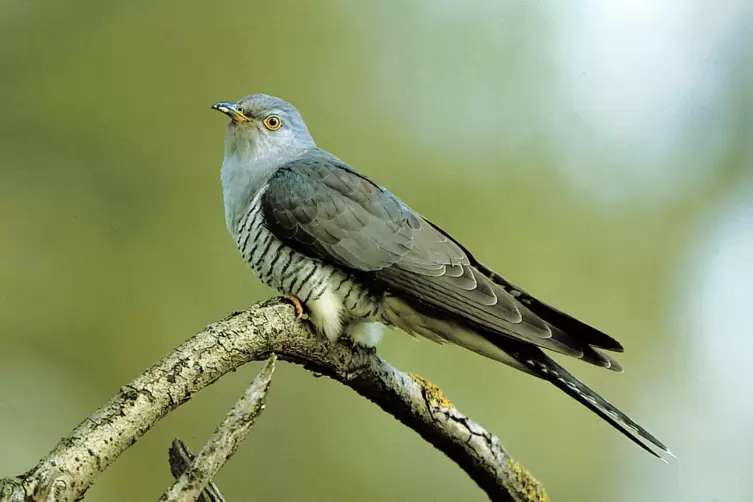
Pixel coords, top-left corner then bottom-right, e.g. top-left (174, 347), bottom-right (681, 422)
top-left (263, 115), bottom-right (282, 131)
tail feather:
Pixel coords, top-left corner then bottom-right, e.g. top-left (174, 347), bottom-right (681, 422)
top-left (473, 262), bottom-right (625, 352)
top-left (521, 354), bottom-right (672, 459)
top-left (383, 294), bottom-right (673, 459)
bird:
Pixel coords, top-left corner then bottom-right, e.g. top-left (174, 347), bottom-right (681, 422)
top-left (212, 94), bottom-right (672, 460)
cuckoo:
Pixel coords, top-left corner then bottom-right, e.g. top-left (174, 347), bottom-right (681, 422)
top-left (212, 94), bottom-right (672, 459)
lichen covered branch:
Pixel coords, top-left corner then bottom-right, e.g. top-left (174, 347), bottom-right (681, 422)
top-left (0, 298), bottom-right (546, 502)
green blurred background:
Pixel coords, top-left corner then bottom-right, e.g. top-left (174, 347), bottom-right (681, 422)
top-left (2, 1), bottom-right (752, 500)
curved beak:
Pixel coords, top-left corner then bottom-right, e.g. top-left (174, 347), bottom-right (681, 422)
top-left (211, 101), bottom-right (251, 122)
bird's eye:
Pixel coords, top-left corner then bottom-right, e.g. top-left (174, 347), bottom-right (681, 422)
top-left (263, 115), bottom-right (282, 131)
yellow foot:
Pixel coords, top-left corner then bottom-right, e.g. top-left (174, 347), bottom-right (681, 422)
top-left (286, 295), bottom-right (305, 321)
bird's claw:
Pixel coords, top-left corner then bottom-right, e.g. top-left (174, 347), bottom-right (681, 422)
top-left (285, 295), bottom-right (306, 321)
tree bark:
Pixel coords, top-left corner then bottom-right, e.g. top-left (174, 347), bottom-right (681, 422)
top-left (167, 440), bottom-right (225, 502)
top-left (161, 356), bottom-right (275, 501)
top-left (0, 298), bottom-right (548, 502)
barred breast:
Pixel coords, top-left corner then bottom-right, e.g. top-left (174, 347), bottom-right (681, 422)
top-left (232, 190), bottom-right (384, 344)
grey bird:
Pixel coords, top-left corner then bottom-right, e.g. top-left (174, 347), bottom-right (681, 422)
top-left (212, 94), bottom-right (672, 459)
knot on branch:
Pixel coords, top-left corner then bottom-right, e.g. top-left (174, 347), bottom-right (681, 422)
top-left (34, 471), bottom-right (75, 502)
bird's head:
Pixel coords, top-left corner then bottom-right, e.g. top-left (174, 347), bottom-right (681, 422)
top-left (212, 94), bottom-right (315, 160)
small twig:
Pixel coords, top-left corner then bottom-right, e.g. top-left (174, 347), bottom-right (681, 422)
top-left (161, 356), bottom-right (276, 501)
top-left (168, 440), bottom-right (225, 502)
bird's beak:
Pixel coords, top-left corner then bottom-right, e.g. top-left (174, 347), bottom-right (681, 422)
top-left (211, 102), bottom-right (251, 123)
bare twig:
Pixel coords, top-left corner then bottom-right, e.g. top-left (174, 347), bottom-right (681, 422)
top-left (167, 440), bottom-right (225, 502)
top-left (161, 356), bottom-right (276, 501)
top-left (0, 298), bottom-right (547, 502)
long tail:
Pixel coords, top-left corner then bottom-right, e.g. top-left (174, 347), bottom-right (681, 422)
top-left (383, 296), bottom-right (674, 459)
top-left (518, 352), bottom-right (674, 460)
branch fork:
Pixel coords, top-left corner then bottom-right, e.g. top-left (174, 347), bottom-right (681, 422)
top-left (0, 298), bottom-right (547, 502)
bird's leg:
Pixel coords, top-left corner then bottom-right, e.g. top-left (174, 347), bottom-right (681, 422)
top-left (343, 322), bottom-right (382, 352)
top-left (285, 295), bottom-right (306, 321)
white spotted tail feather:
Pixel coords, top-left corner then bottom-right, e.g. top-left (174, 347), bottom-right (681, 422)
top-left (521, 354), bottom-right (676, 461)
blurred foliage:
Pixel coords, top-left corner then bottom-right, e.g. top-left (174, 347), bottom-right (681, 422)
top-left (0, 1), bottom-right (750, 501)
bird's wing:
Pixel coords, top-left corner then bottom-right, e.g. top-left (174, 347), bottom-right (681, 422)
top-left (260, 151), bottom-right (620, 367)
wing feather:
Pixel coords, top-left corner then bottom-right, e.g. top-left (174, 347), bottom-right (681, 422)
top-left (261, 150), bottom-right (621, 367)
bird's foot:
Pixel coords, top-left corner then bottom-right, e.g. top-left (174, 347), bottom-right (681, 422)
top-left (285, 295), bottom-right (306, 321)
top-left (340, 334), bottom-right (377, 354)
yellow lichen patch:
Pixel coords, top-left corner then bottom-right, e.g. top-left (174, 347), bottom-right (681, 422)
top-left (407, 373), bottom-right (455, 409)
top-left (508, 459), bottom-right (549, 502)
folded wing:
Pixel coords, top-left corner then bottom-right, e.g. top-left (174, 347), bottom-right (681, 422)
top-left (261, 150), bottom-right (622, 369)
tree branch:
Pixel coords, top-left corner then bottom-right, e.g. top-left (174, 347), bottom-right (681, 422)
top-left (167, 440), bottom-right (225, 502)
top-left (161, 356), bottom-right (275, 501)
top-left (0, 298), bottom-right (547, 502)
